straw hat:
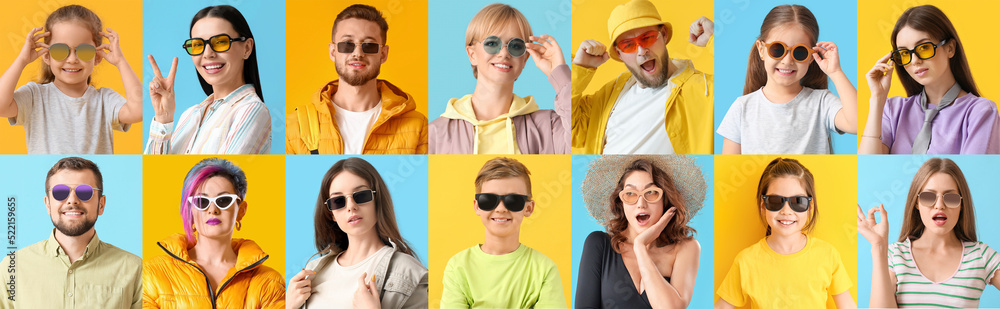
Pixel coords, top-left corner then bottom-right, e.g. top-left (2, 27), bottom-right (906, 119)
top-left (607, 0), bottom-right (672, 61)
top-left (581, 155), bottom-right (705, 229)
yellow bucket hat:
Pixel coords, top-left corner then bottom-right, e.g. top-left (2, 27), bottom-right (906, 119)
top-left (607, 0), bottom-right (672, 61)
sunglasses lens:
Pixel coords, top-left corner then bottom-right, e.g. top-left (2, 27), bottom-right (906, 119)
top-left (482, 36), bottom-right (502, 55)
top-left (643, 189), bottom-right (661, 203)
top-left (52, 184), bottom-right (71, 201)
top-left (326, 196), bottom-right (347, 211)
top-left (75, 184), bottom-right (94, 201)
top-left (184, 39), bottom-right (205, 55)
top-left (189, 197), bottom-right (210, 210)
top-left (917, 192), bottom-right (936, 207)
top-left (475, 193), bottom-right (500, 211)
top-left (637, 31), bottom-right (658, 48)
top-left (210, 35), bottom-right (231, 53)
top-left (892, 50), bottom-right (910, 66)
top-left (619, 190), bottom-right (639, 204)
top-left (361, 42), bottom-right (380, 54)
top-left (763, 195), bottom-right (784, 211)
top-left (616, 39), bottom-right (636, 54)
top-left (792, 46), bottom-right (810, 62)
top-left (353, 190), bottom-right (375, 204)
top-left (215, 196), bottom-right (235, 209)
top-left (502, 195), bottom-right (527, 212)
top-left (915, 42), bottom-right (935, 60)
top-left (76, 44), bottom-right (96, 62)
top-left (49, 43), bottom-right (70, 61)
top-left (943, 193), bottom-right (961, 208)
top-left (767, 43), bottom-right (786, 59)
top-left (507, 39), bottom-right (526, 57)
top-left (337, 42), bottom-right (355, 53)
top-left (789, 196), bottom-right (810, 212)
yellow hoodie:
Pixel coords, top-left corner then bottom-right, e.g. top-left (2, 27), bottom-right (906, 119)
top-left (440, 94), bottom-right (539, 154)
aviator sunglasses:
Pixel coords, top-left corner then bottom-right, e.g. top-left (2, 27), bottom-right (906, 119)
top-left (325, 189), bottom-right (376, 211)
top-left (477, 36), bottom-right (527, 57)
top-left (761, 194), bottom-right (812, 213)
top-left (49, 184), bottom-right (101, 202)
top-left (188, 194), bottom-right (240, 211)
top-left (48, 43), bottom-right (97, 62)
top-left (475, 193), bottom-right (530, 212)
top-left (183, 34), bottom-right (248, 56)
top-left (891, 39), bottom-right (947, 66)
top-left (916, 191), bottom-right (961, 208)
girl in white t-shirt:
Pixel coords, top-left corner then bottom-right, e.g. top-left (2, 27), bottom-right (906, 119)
top-left (0, 4), bottom-right (143, 154)
top-left (718, 4), bottom-right (857, 154)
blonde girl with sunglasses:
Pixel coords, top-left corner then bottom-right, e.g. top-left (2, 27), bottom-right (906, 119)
top-left (718, 5), bottom-right (858, 154)
top-left (858, 158), bottom-right (1000, 308)
top-left (716, 158), bottom-right (855, 309)
top-left (860, 5), bottom-right (1000, 154)
top-left (0, 4), bottom-right (143, 154)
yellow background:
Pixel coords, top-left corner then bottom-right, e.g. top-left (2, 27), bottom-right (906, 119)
top-left (857, 1), bottom-right (1000, 145)
top-left (142, 155), bottom-right (286, 279)
top-left (428, 154), bottom-right (572, 308)
top-left (571, 0), bottom-right (714, 95)
top-left (0, 0), bottom-right (142, 154)
top-left (713, 155), bottom-right (857, 308)
top-left (284, 0), bottom-right (428, 118)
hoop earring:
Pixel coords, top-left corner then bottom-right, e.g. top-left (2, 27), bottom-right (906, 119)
top-left (236, 221), bottom-right (242, 231)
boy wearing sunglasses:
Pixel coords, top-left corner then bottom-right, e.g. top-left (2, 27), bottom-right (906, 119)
top-left (572, 0), bottom-right (714, 155)
top-left (286, 4), bottom-right (428, 155)
top-left (0, 157), bottom-right (142, 308)
top-left (440, 157), bottom-right (567, 308)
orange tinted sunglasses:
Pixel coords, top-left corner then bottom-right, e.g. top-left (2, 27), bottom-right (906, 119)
top-left (761, 41), bottom-right (812, 62)
top-left (616, 30), bottom-right (660, 54)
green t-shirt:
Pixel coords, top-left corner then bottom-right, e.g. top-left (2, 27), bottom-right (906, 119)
top-left (440, 244), bottom-right (566, 308)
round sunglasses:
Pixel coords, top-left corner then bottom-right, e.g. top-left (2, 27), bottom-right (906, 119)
top-left (916, 191), bottom-right (961, 208)
top-left (761, 41), bottom-right (812, 62)
top-left (188, 194), bottom-right (240, 211)
top-left (891, 39), bottom-right (947, 66)
top-left (182, 34), bottom-right (248, 56)
top-left (325, 189), bottom-right (376, 211)
top-left (477, 36), bottom-right (526, 57)
top-left (49, 184), bottom-right (102, 202)
top-left (761, 194), bottom-right (812, 213)
top-left (49, 43), bottom-right (97, 62)
top-left (475, 193), bottom-right (530, 212)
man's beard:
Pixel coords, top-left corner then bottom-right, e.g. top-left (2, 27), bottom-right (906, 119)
top-left (336, 58), bottom-right (381, 86)
top-left (52, 208), bottom-right (96, 237)
top-left (625, 51), bottom-right (671, 88)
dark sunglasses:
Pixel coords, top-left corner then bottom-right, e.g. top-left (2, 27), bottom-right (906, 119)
top-left (188, 194), bottom-right (240, 211)
top-left (336, 41), bottom-right (381, 54)
top-left (475, 193), bottom-right (530, 212)
top-left (917, 191), bottom-right (961, 209)
top-left (50, 184), bottom-right (101, 202)
top-left (761, 195), bottom-right (812, 213)
top-left (762, 41), bottom-right (812, 62)
top-left (325, 189), bottom-right (376, 211)
top-left (183, 34), bottom-right (248, 56)
top-left (48, 43), bottom-right (97, 62)
top-left (891, 39), bottom-right (947, 66)
top-left (478, 36), bottom-right (526, 57)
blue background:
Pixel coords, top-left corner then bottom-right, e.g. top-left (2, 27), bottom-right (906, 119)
top-left (284, 155), bottom-right (429, 283)
top-left (857, 155), bottom-right (1000, 307)
top-left (712, 0), bottom-right (858, 154)
top-left (427, 0), bottom-right (571, 119)
top-left (3, 155), bottom-right (143, 256)
top-left (570, 155), bottom-right (715, 308)
top-left (142, 0), bottom-right (286, 154)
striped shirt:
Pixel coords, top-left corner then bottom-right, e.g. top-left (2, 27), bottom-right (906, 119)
top-left (144, 84), bottom-right (271, 154)
top-left (890, 239), bottom-right (1000, 308)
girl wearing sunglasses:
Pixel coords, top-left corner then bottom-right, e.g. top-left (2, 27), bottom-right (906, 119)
top-left (0, 5), bottom-right (143, 154)
top-left (717, 158), bottom-right (855, 308)
top-left (287, 157), bottom-right (428, 309)
top-left (145, 5), bottom-right (272, 154)
top-left (428, 3), bottom-right (570, 154)
top-left (861, 5), bottom-right (1000, 154)
top-left (577, 156), bottom-right (705, 308)
top-left (719, 5), bottom-right (858, 154)
top-left (143, 158), bottom-right (285, 308)
top-left (858, 158), bottom-right (1000, 307)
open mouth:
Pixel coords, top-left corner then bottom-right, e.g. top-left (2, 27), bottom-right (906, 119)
top-left (62, 210), bottom-right (84, 218)
top-left (636, 213), bottom-right (651, 225)
top-left (203, 63), bottom-right (225, 73)
top-left (776, 68), bottom-right (796, 76)
top-left (777, 219), bottom-right (797, 227)
top-left (932, 213), bottom-right (947, 226)
top-left (491, 217), bottom-right (511, 223)
top-left (640, 59), bottom-right (656, 73)
top-left (492, 62), bottom-right (512, 72)
top-left (62, 68), bottom-right (83, 73)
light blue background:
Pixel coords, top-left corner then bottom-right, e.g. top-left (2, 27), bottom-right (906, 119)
top-left (142, 0), bottom-right (286, 154)
top-left (857, 155), bottom-right (1000, 307)
top-left (427, 0), bottom-right (571, 119)
top-left (284, 155), bottom-right (429, 283)
top-left (570, 155), bottom-right (715, 308)
top-left (712, 0), bottom-right (858, 154)
top-left (2, 155), bottom-right (142, 256)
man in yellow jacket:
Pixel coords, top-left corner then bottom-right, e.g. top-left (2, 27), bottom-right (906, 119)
top-left (572, 0), bottom-right (714, 154)
top-left (286, 4), bottom-right (428, 154)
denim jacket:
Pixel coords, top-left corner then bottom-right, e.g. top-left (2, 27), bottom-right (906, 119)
top-left (303, 240), bottom-right (428, 309)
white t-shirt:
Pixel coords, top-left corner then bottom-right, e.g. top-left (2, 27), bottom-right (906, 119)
top-left (10, 82), bottom-right (128, 154)
top-left (306, 245), bottom-right (393, 308)
top-left (332, 101), bottom-right (382, 154)
top-left (602, 62), bottom-right (684, 154)
top-left (717, 87), bottom-right (843, 154)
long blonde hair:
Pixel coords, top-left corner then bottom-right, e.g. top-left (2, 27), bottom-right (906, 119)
top-left (39, 5), bottom-right (103, 85)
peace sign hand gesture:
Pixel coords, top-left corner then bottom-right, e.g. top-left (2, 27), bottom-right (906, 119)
top-left (148, 55), bottom-right (178, 123)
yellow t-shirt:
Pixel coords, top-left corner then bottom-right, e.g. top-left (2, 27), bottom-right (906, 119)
top-left (717, 236), bottom-right (852, 308)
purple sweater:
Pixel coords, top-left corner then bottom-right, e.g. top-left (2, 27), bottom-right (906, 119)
top-left (880, 93), bottom-right (1000, 154)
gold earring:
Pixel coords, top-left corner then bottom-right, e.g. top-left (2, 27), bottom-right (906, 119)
top-left (236, 221), bottom-right (242, 231)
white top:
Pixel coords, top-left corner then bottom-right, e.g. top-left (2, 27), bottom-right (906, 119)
top-left (717, 87), bottom-right (843, 154)
top-left (10, 82), bottom-right (128, 154)
top-left (602, 60), bottom-right (685, 154)
top-left (332, 100), bottom-right (382, 155)
top-left (889, 239), bottom-right (1000, 308)
top-left (145, 84), bottom-right (271, 154)
top-left (306, 245), bottom-right (393, 308)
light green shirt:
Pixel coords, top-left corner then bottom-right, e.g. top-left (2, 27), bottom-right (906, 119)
top-left (0, 229), bottom-right (142, 309)
top-left (440, 244), bottom-right (566, 308)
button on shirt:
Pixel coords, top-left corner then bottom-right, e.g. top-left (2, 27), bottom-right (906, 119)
top-left (0, 230), bottom-right (142, 309)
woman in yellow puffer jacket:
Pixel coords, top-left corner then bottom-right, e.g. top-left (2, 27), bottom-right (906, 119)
top-left (142, 158), bottom-right (285, 308)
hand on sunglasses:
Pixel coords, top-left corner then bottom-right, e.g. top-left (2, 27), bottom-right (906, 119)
top-left (572, 39), bottom-right (609, 69)
top-left (634, 207), bottom-right (676, 248)
top-left (856, 204), bottom-right (889, 247)
top-left (96, 28), bottom-right (125, 66)
top-left (865, 52), bottom-right (895, 101)
top-left (17, 27), bottom-right (50, 64)
top-left (526, 34), bottom-right (565, 78)
top-left (147, 55), bottom-right (178, 123)
top-left (811, 41), bottom-right (842, 75)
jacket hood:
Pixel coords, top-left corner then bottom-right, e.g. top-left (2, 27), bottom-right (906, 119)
top-left (439, 94), bottom-right (539, 154)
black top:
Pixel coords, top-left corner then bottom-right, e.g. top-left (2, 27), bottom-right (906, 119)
top-left (575, 231), bottom-right (670, 309)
